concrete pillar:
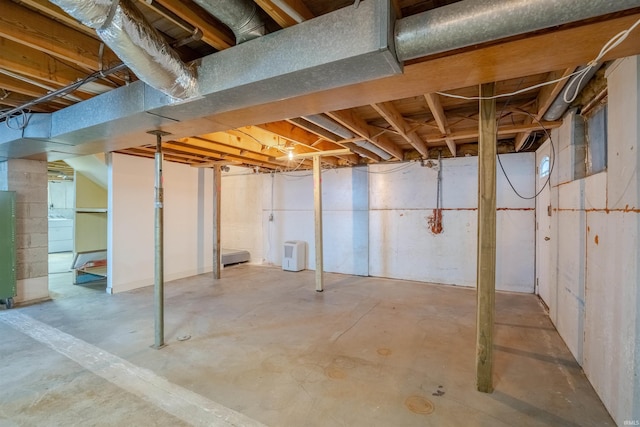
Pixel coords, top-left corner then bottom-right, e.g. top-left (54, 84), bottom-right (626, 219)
top-left (0, 159), bottom-right (49, 303)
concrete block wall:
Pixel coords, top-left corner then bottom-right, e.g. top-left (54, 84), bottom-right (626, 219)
top-left (544, 55), bottom-right (640, 424)
top-left (0, 159), bottom-right (49, 303)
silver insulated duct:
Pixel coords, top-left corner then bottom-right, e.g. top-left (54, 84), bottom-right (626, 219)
top-left (395, 0), bottom-right (640, 61)
top-left (303, 114), bottom-right (393, 160)
top-left (50, 0), bottom-right (198, 99)
top-left (192, 0), bottom-right (265, 43)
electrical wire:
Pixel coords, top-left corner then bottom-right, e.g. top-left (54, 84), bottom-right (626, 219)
top-left (5, 109), bottom-right (32, 130)
top-left (497, 109), bottom-right (556, 200)
top-left (436, 17), bottom-right (640, 102)
top-left (352, 162), bottom-right (416, 174)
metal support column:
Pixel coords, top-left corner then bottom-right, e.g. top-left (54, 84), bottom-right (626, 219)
top-left (476, 83), bottom-right (497, 392)
top-left (148, 130), bottom-right (170, 349)
top-left (212, 165), bottom-right (221, 280)
top-left (313, 155), bottom-right (323, 292)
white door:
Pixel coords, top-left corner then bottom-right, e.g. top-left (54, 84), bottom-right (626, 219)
top-left (535, 141), bottom-right (551, 305)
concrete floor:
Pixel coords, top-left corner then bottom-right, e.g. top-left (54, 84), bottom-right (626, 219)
top-left (0, 263), bottom-right (614, 427)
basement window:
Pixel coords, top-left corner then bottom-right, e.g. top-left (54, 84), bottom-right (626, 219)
top-left (584, 103), bottom-right (607, 176)
top-left (539, 156), bottom-right (550, 178)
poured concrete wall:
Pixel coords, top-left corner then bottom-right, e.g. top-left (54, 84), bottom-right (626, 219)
top-left (261, 166), bottom-right (369, 276)
top-left (107, 153), bottom-right (214, 293)
top-left (221, 154), bottom-right (534, 291)
top-left (545, 56), bottom-right (640, 423)
top-left (368, 155), bottom-right (535, 291)
top-left (220, 167), bottom-right (264, 264)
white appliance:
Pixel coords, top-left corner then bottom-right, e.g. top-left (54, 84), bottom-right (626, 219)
top-left (282, 241), bottom-right (305, 271)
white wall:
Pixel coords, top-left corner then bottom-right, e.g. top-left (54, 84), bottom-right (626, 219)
top-left (221, 167), bottom-right (264, 263)
top-left (544, 56), bottom-right (640, 424)
top-left (107, 153), bottom-right (214, 293)
top-left (368, 156), bottom-right (535, 292)
top-left (219, 154), bottom-right (534, 292)
top-left (261, 166), bottom-right (369, 276)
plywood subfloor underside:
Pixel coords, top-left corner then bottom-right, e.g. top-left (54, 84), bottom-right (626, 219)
top-left (0, 265), bottom-right (613, 426)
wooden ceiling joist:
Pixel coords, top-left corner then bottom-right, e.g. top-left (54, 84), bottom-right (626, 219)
top-left (372, 101), bottom-right (429, 157)
top-left (162, 141), bottom-right (282, 169)
top-left (17, 0), bottom-right (97, 36)
top-left (254, 0), bottom-right (314, 28)
top-left (424, 93), bottom-right (456, 157)
top-left (0, 37), bottom-right (113, 93)
top-left (0, 74), bottom-right (73, 106)
top-left (326, 109), bottom-right (404, 160)
top-left (427, 120), bottom-right (563, 144)
top-left (256, 121), bottom-right (358, 164)
top-left (153, 0), bottom-right (235, 50)
top-left (0, 0), bottom-right (119, 71)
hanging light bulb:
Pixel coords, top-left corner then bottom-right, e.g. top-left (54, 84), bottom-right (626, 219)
top-left (288, 149), bottom-right (294, 160)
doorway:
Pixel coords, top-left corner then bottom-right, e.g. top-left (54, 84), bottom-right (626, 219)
top-left (535, 140), bottom-right (552, 306)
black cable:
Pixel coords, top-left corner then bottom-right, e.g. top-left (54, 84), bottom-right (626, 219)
top-left (493, 78), bottom-right (555, 201)
top-left (496, 108), bottom-right (555, 200)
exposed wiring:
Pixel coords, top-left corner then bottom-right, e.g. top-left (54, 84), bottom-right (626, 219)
top-left (563, 17), bottom-right (640, 104)
top-left (0, 63), bottom-right (127, 124)
top-left (353, 162), bottom-right (416, 174)
top-left (497, 109), bottom-right (555, 200)
top-left (427, 153), bottom-right (444, 234)
top-left (436, 17), bottom-right (640, 102)
top-left (5, 110), bottom-right (32, 130)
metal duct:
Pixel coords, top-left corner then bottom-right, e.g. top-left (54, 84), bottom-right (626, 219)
top-left (50, 0), bottom-right (198, 99)
top-left (395, 0), bottom-right (640, 61)
top-left (302, 114), bottom-right (393, 161)
top-left (543, 63), bottom-right (603, 121)
top-left (353, 140), bottom-right (393, 160)
top-left (302, 114), bottom-right (355, 139)
top-left (192, 0), bottom-right (265, 43)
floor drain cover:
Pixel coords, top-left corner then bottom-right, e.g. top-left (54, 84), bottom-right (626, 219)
top-left (405, 395), bottom-right (434, 414)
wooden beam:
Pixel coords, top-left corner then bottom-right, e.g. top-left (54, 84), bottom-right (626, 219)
top-left (391, 0), bottom-right (402, 18)
top-left (424, 93), bottom-right (456, 157)
top-left (161, 141), bottom-right (282, 169)
top-left (372, 101), bottom-right (428, 157)
top-left (0, 0), bottom-right (119, 70)
top-left (212, 165), bottom-right (221, 279)
top-left (259, 121), bottom-right (345, 152)
top-left (313, 155), bottom-right (323, 292)
top-left (514, 68), bottom-right (575, 151)
top-left (0, 74), bottom-right (73, 106)
top-left (427, 121), bottom-right (562, 143)
top-left (0, 37), bottom-right (113, 92)
top-left (17, 0), bottom-right (97, 36)
top-left (254, 0), bottom-right (314, 28)
top-left (0, 94), bottom-right (56, 112)
top-left (154, 0), bottom-right (235, 50)
top-left (258, 121), bottom-right (356, 163)
top-left (476, 82), bottom-right (497, 394)
top-left (326, 109), bottom-right (404, 160)
top-left (276, 148), bottom-right (352, 161)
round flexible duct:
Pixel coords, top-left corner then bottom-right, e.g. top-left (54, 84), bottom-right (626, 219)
top-left (192, 0), bottom-right (265, 44)
top-left (50, 0), bottom-right (198, 99)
